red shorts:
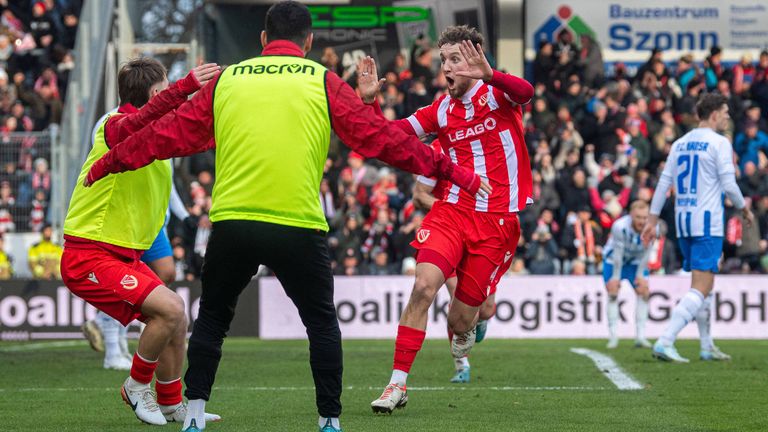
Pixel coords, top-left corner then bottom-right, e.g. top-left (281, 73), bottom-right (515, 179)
top-left (411, 201), bottom-right (520, 307)
top-left (60, 245), bottom-right (163, 326)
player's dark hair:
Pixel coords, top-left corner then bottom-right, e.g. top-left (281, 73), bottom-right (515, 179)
top-left (696, 93), bottom-right (728, 120)
top-left (265, 0), bottom-right (312, 47)
top-left (118, 57), bottom-right (167, 108)
top-left (437, 25), bottom-right (484, 49)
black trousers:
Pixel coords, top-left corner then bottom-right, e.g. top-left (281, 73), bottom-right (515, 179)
top-left (184, 220), bottom-right (343, 417)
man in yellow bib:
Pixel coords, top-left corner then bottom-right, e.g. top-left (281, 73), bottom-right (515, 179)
top-left (61, 58), bottom-right (221, 426)
top-left (84, 2), bottom-right (489, 431)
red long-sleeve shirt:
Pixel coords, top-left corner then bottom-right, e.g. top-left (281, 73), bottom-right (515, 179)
top-left (88, 41), bottom-right (481, 195)
top-left (104, 71), bottom-right (201, 147)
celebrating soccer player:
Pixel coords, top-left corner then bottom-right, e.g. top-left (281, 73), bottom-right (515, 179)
top-left (602, 200), bottom-right (655, 349)
top-left (411, 142), bottom-right (497, 384)
top-left (356, 25), bottom-right (534, 414)
top-left (642, 93), bottom-right (754, 363)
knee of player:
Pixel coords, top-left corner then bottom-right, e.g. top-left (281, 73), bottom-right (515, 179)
top-left (159, 291), bottom-right (187, 328)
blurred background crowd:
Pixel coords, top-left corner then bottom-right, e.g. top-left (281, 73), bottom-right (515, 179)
top-left (3, 4), bottom-right (767, 280)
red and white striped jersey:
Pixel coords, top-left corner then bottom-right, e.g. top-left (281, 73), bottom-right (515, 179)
top-left (407, 80), bottom-right (533, 213)
top-left (416, 139), bottom-right (450, 201)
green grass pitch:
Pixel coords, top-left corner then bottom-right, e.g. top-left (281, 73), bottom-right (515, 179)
top-left (1, 338), bottom-right (766, 431)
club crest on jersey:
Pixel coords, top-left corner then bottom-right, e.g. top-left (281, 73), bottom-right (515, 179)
top-left (448, 117), bottom-right (497, 142)
top-left (417, 229), bottom-right (430, 243)
top-left (120, 275), bottom-right (139, 290)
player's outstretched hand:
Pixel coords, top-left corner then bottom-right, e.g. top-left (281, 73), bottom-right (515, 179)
top-left (641, 222), bottom-right (657, 246)
top-left (455, 40), bottom-right (493, 82)
top-left (192, 63), bottom-right (221, 87)
top-left (356, 56), bottom-right (385, 104)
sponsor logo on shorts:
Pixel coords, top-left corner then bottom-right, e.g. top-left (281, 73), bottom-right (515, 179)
top-left (503, 251), bottom-right (513, 263)
top-left (417, 229), bottom-right (430, 243)
top-left (120, 275), bottom-right (139, 290)
top-left (87, 272), bottom-right (99, 284)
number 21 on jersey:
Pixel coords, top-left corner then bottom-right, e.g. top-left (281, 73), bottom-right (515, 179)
top-left (677, 154), bottom-right (699, 195)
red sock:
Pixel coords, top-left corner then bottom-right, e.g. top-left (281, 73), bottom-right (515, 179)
top-left (155, 378), bottom-right (183, 406)
top-left (393, 325), bottom-right (426, 373)
top-left (130, 352), bottom-right (158, 385)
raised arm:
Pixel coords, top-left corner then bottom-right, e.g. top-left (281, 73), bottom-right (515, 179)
top-left (326, 71), bottom-right (485, 197)
top-left (455, 40), bottom-right (533, 105)
top-left (106, 64), bottom-right (219, 145)
top-left (85, 74), bottom-right (220, 185)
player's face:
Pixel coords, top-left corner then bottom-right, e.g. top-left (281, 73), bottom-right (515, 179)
top-left (440, 43), bottom-right (472, 99)
top-left (714, 104), bottom-right (730, 132)
top-left (631, 208), bottom-right (649, 232)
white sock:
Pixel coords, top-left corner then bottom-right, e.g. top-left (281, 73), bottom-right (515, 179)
top-left (697, 294), bottom-right (714, 350)
top-left (635, 297), bottom-right (649, 341)
top-left (319, 417), bottom-right (341, 429)
top-left (390, 369), bottom-right (408, 387)
top-left (125, 376), bottom-right (150, 392)
top-left (97, 313), bottom-right (121, 358)
top-left (183, 399), bottom-right (206, 430)
top-left (659, 289), bottom-right (704, 346)
top-left (607, 296), bottom-right (619, 339)
top-left (454, 356), bottom-right (470, 371)
top-left (118, 323), bottom-right (129, 357)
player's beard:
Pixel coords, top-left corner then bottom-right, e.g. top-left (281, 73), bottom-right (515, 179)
top-left (448, 77), bottom-right (472, 99)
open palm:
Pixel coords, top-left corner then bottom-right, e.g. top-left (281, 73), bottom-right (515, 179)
top-left (356, 56), bottom-right (386, 104)
top-left (455, 40), bottom-right (493, 82)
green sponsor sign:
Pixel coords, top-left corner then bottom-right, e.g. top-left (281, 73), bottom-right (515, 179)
top-left (309, 6), bottom-right (430, 28)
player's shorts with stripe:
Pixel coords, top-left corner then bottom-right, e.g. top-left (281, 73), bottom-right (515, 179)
top-left (411, 200), bottom-right (520, 307)
top-left (678, 236), bottom-right (723, 273)
top-left (602, 263), bottom-right (650, 288)
top-left (61, 242), bottom-right (163, 326)
top-left (141, 226), bottom-right (172, 263)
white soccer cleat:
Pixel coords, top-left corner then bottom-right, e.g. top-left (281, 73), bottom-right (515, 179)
top-left (81, 320), bottom-right (104, 352)
top-left (371, 383), bottom-right (408, 414)
top-left (160, 403), bottom-right (222, 423)
top-left (121, 378), bottom-right (167, 425)
top-left (606, 337), bottom-right (619, 349)
top-left (451, 327), bottom-right (477, 358)
top-left (652, 341), bottom-right (690, 363)
top-left (700, 346), bottom-right (731, 361)
top-left (634, 338), bottom-right (652, 349)
top-left (104, 355), bottom-right (132, 370)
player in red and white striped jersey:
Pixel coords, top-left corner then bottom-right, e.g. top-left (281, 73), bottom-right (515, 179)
top-left (362, 26), bottom-right (534, 414)
top-left (413, 141), bottom-right (498, 384)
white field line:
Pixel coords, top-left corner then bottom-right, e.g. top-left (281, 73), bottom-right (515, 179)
top-left (0, 385), bottom-right (607, 393)
top-left (0, 341), bottom-right (87, 352)
top-left (570, 347), bottom-right (644, 390)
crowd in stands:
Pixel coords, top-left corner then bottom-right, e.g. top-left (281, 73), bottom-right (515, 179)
top-left (0, 0), bottom-right (81, 237)
top-left (5, 18), bottom-right (768, 279)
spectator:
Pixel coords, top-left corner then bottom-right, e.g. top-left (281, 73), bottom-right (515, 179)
top-left (365, 247), bottom-right (396, 275)
top-left (526, 225), bottom-right (559, 274)
top-left (734, 121), bottom-right (768, 170)
top-left (172, 244), bottom-right (193, 282)
top-left (577, 34), bottom-right (604, 88)
top-left (27, 223), bottom-right (61, 279)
